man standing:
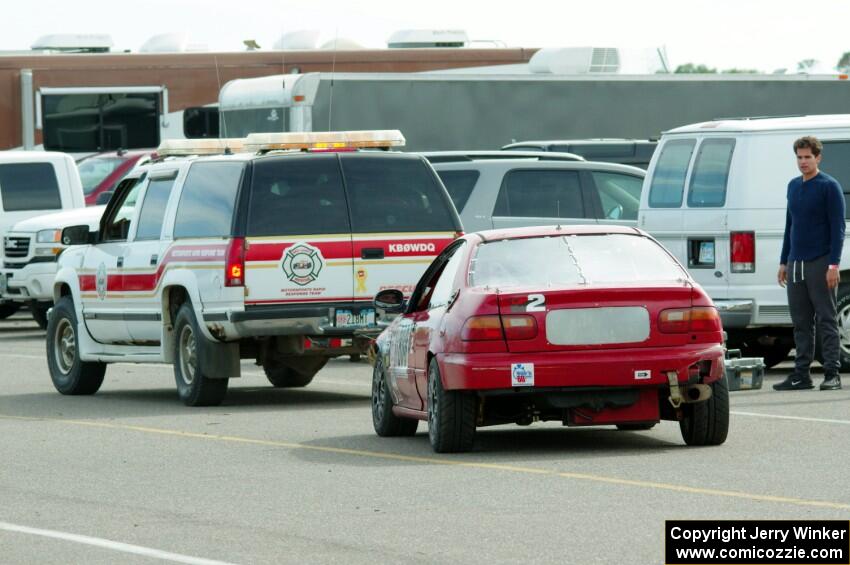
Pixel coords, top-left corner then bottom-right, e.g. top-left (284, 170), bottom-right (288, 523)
top-left (775, 136), bottom-right (845, 391)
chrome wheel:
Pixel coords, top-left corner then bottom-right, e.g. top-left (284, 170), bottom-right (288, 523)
top-left (179, 324), bottom-right (197, 385)
top-left (53, 318), bottom-right (75, 375)
top-left (838, 301), bottom-right (850, 356)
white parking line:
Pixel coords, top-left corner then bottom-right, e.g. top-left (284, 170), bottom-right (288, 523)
top-left (0, 521), bottom-right (239, 565)
top-left (732, 411), bottom-right (850, 426)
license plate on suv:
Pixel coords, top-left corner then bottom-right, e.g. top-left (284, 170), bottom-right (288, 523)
top-left (334, 308), bottom-right (376, 327)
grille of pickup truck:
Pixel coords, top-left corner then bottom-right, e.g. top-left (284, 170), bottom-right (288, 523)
top-left (3, 236), bottom-right (30, 258)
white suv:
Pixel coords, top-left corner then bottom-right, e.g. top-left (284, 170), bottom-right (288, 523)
top-left (47, 132), bottom-right (462, 406)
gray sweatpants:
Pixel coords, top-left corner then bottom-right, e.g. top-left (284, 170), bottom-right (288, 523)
top-left (787, 254), bottom-right (840, 377)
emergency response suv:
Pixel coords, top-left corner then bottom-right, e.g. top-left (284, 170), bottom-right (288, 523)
top-left (48, 131), bottom-right (462, 406)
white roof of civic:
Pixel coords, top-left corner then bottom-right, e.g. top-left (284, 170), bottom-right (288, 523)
top-left (668, 114), bottom-right (850, 134)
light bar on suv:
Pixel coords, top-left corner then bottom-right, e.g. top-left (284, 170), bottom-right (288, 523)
top-left (245, 130), bottom-right (406, 151)
top-left (157, 138), bottom-right (247, 156)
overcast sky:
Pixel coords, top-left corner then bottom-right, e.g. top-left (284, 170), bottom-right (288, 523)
top-left (4, 0), bottom-right (849, 73)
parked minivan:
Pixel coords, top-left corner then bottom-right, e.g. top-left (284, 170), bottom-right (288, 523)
top-left (427, 153), bottom-right (645, 232)
top-left (638, 115), bottom-right (850, 369)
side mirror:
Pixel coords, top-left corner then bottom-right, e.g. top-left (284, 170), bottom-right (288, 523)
top-left (95, 190), bottom-right (114, 205)
top-left (374, 289), bottom-right (405, 313)
top-left (62, 225), bottom-right (95, 246)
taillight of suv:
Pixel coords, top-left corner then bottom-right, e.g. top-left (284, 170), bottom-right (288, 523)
top-left (730, 231), bottom-right (755, 273)
top-left (225, 237), bottom-right (246, 287)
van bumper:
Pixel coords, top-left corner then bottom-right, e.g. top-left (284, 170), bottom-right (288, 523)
top-left (714, 299), bottom-right (753, 328)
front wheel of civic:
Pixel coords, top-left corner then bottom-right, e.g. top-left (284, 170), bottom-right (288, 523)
top-left (173, 303), bottom-right (228, 407)
top-left (680, 375), bottom-right (729, 446)
top-left (46, 296), bottom-right (106, 395)
top-left (427, 358), bottom-right (475, 453)
top-left (372, 356), bottom-right (418, 437)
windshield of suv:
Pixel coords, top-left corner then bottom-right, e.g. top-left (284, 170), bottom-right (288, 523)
top-left (78, 157), bottom-right (125, 195)
top-left (470, 234), bottom-right (687, 288)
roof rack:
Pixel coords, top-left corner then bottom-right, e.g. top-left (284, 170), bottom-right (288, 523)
top-left (245, 130), bottom-right (405, 152)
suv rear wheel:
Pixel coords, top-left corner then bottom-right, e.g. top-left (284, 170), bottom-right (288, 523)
top-left (262, 357), bottom-right (327, 388)
top-left (679, 376), bottom-right (729, 446)
top-left (427, 358), bottom-right (476, 453)
top-left (173, 303), bottom-right (228, 406)
top-left (46, 296), bottom-right (106, 395)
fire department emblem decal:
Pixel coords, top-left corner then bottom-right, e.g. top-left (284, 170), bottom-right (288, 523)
top-left (96, 263), bottom-right (108, 301)
top-left (281, 243), bottom-right (324, 286)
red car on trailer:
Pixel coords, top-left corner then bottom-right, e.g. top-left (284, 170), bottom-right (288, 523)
top-left (370, 225), bottom-right (728, 453)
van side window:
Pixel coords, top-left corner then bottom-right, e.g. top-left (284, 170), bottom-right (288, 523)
top-left (436, 170), bottom-right (479, 212)
top-left (0, 163), bottom-right (62, 212)
top-left (687, 139), bottom-right (735, 208)
top-left (820, 141), bottom-right (850, 219)
top-left (494, 170), bottom-right (585, 218)
top-left (648, 139), bottom-right (696, 208)
top-left (135, 177), bottom-right (176, 240)
top-left (174, 162), bottom-right (244, 238)
top-left (247, 155), bottom-right (349, 237)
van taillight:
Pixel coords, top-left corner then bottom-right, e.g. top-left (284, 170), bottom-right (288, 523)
top-left (225, 237), bottom-right (246, 287)
top-left (730, 231), bottom-right (755, 273)
top-left (658, 307), bottom-right (721, 333)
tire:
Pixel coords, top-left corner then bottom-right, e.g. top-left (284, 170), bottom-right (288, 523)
top-left (263, 357), bottom-right (326, 388)
top-left (371, 356), bottom-right (418, 437)
top-left (31, 304), bottom-right (49, 330)
top-left (349, 354), bottom-right (361, 363)
top-left (45, 296), bottom-right (106, 395)
top-left (679, 375), bottom-right (730, 446)
top-left (741, 341), bottom-right (792, 370)
top-left (173, 303), bottom-right (228, 406)
top-left (828, 286), bottom-right (850, 372)
top-left (0, 302), bottom-right (20, 319)
top-left (427, 358), bottom-right (476, 453)
top-left (616, 423), bottom-right (656, 431)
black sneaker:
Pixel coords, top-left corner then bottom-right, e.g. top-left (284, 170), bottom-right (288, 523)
top-left (773, 375), bottom-right (814, 391)
top-left (819, 375), bottom-right (842, 390)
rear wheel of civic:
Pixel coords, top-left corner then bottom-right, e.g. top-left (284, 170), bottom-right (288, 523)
top-left (46, 296), bottom-right (105, 395)
top-left (31, 304), bottom-right (50, 330)
top-left (263, 357), bottom-right (326, 388)
top-left (0, 302), bottom-right (19, 319)
top-left (427, 358), bottom-right (476, 453)
top-left (371, 356), bottom-right (418, 437)
top-left (173, 303), bottom-right (228, 407)
top-left (680, 375), bottom-right (729, 446)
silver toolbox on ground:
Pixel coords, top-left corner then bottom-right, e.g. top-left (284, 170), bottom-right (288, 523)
top-left (724, 350), bottom-right (765, 391)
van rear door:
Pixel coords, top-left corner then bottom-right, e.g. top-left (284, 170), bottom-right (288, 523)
top-left (340, 154), bottom-right (460, 303)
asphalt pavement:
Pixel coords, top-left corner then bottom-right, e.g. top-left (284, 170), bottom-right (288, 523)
top-left (0, 312), bottom-right (848, 564)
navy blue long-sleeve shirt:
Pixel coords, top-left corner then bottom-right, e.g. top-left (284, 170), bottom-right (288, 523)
top-left (780, 172), bottom-right (845, 265)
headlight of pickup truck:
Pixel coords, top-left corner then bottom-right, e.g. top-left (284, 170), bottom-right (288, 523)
top-left (36, 229), bottom-right (62, 244)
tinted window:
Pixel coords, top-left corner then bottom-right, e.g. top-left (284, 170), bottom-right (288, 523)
top-left (493, 170), bottom-right (585, 218)
top-left (471, 234), bottom-right (685, 288)
top-left (247, 155), bottom-right (349, 237)
top-left (174, 162), bottom-right (243, 239)
top-left (648, 139), bottom-right (696, 208)
top-left (429, 243), bottom-right (466, 309)
top-left (103, 178), bottom-right (143, 241)
top-left (0, 163), bottom-right (62, 212)
top-left (436, 170), bottom-right (479, 212)
top-left (820, 141), bottom-right (850, 219)
top-left (78, 157), bottom-right (125, 195)
top-left (183, 107), bottom-right (220, 139)
top-left (590, 172), bottom-right (642, 220)
top-left (42, 92), bottom-right (159, 152)
top-left (135, 177), bottom-right (176, 240)
top-left (341, 155), bottom-right (457, 233)
top-left (687, 139), bottom-right (735, 207)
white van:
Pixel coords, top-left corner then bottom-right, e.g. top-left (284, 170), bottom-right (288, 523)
top-left (638, 115), bottom-right (850, 369)
top-left (0, 151), bottom-right (85, 319)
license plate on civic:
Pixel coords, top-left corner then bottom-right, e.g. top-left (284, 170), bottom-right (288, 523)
top-left (334, 308), bottom-right (376, 327)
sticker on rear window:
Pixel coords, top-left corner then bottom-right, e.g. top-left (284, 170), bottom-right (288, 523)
top-left (634, 370), bottom-right (651, 380)
top-left (511, 363), bottom-right (534, 387)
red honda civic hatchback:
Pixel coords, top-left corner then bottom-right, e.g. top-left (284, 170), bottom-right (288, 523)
top-left (371, 225), bottom-right (728, 453)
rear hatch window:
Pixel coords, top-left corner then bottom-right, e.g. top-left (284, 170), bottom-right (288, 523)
top-left (0, 162), bottom-right (62, 212)
top-left (341, 155), bottom-right (458, 232)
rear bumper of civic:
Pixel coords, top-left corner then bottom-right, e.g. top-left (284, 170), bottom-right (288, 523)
top-left (439, 343), bottom-right (725, 391)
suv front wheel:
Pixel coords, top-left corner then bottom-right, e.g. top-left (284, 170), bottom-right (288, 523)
top-left (173, 303), bottom-right (228, 406)
top-left (46, 296), bottom-right (106, 395)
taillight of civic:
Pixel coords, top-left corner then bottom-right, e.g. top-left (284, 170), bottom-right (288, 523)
top-left (730, 231), bottom-right (755, 273)
top-left (225, 237), bottom-right (246, 287)
top-left (658, 307), bottom-right (721, 333)
top-left (461, 315), bottom-right (538, 341)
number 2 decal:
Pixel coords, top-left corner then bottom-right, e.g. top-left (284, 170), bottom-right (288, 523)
top-left (526, 294), bottom-right (546, 312)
